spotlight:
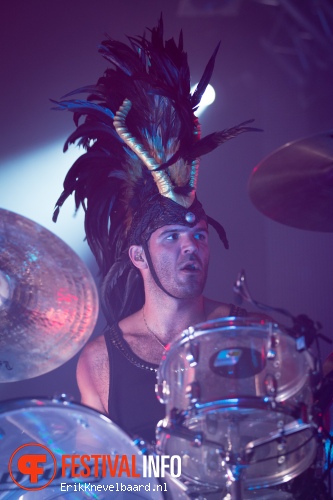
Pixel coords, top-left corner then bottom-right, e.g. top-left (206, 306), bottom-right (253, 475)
top-left (0, 142), bottom-right (88, 259)
top-left (191, 83), bottom-right (216, 117)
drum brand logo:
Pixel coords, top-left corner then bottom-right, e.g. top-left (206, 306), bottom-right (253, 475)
top-left (8, 442), bottom-right (181, 491)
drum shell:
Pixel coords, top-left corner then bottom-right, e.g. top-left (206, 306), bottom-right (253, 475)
top-left (157, 409), bottom-right (318, 489)
top-left (156, 317), bottom-right (318, 490)
top-left (157, 317), bottom-right (314, 413)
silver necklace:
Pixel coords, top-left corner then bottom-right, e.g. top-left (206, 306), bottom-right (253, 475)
top-left (142, 307), bottom-right (167, 349)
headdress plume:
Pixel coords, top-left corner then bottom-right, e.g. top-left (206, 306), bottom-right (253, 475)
top-left (52, 16), bottom-right (259, 323)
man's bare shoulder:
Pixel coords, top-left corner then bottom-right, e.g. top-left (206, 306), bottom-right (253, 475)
top-left (204, 298), bottom-right (232, 320)
top-left (77, 334), bottom-right (109, 414)
top-left (79, 335), bottom-right (108, 368)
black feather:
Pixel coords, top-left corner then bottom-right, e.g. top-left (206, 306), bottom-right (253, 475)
top-left (53, 17), bottom-right (259, 324)
top-left (191, 42), bottom-right (220, 108)
top-left (191, 120), bottom-right (263, 157)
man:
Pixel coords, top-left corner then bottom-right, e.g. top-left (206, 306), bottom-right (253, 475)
top-left (53, 19), bottom-right (333, 500)
top-left (53, 17), bottom-right (252, 443)
top-left (76, 220), bottom-right (245, 442)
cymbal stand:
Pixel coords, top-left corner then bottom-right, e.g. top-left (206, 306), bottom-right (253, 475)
top-left (222, 417), bottom-right (247, 500)
top-left (223, 454), bottom-right (246, 500)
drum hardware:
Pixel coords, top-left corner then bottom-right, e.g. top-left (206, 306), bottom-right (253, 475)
top-left (224, 457), bottom-right (247, 500)
top-left (162, 405), bottom-right (316, 452)
top-left (244, 421), bottom-right (317, 460)
top-left (157, 380), bottom-right (171, 403)
top-left (160, 411), bottom-right (274, 458)
top-left (158, 423), bottom-right (205, 449)
top-left (183, 390), bottom-right (308, 422)
top-left (133, 436), bottom-right (151, 455)
top-left (233, 267), bottom-right (331, 472)
top-left (158, 416), bottom-right (318, 499)
top-left (323, 434), bottom-right (333, 495)
top-left (157, 316), bottom-right (319, 498)
top-left (311, 368), bottom-right (333, 498)
top-left (264, 373), bottom-right (278, 397)
top-left (233, 269), bottom-right (330, 422)
top-left (186, 342), bottom-right (200, 367)
top-left (266, 335), bottom-right (278, 360)
top-left (170, 408), bottom-right (187, 427)
top-left (314, 370), bottom-right (333, 422)
top-left (233, 270), bottom-right (332, 352)
top-left (192, 398), bottom-right (307, 422)
top-left (52, 392), bottom-right (73, 404)
top-left (186, 381), bottom-right (201, 404)
top-left (157, 418), bottom-right (256, 499)
top-left (0, 209), bottom-right (99, 382)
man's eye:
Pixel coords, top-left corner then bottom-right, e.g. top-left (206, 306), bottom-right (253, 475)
top-left (194, 233), bottom-right (206, 241)
top-left (166, 233), bottom-right (179, 240)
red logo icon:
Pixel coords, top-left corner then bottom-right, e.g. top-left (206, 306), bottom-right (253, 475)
top-left (9, 443), bottom-right (57, 491)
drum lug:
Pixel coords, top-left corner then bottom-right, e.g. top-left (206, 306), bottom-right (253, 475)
top-left (155, 380), bottom-right (170, 404)
top-left (132, 437), bottom-right (151, 455)
top-left (182, 325), bottom-right (195, 338)
top-left (267, 348), bottom-right (276, 359)
top-left (264, 373), bottom-right (278, 397)
top-left (186, 381), bottom-right (201, 404)
top-left (52, 393), bottom-right (73, 404)
top-left (267, 333), bottom-right (278, 359)
top-left (186, 341), bottom-right (200, 367)
top-left (157, 421), bottom-right (203, 448)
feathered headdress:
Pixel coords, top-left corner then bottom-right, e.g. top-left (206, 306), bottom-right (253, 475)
top-left (53, 16), bottom-right (258, 323)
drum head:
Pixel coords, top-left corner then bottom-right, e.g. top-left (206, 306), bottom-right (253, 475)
top-left (0, 398), bottom-right (167, 499)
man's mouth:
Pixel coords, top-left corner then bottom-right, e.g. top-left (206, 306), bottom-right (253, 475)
top-left (180, 262), bottom-right (201, 272)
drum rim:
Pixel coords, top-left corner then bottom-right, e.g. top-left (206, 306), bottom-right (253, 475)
top-left (0, 396), bottom-right (119, 431)
top-left (158, 316), bottom-right (313, 376)
top-left (157, 422), bottom-right (318, 489)
top-left (160, 316), bottom-right (282, 371)
top-left (157, 316), bottom-right (315, 410)
top-left (193, 397), bottom-right (300, 416)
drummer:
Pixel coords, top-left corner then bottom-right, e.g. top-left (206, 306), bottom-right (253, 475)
top-left (54, 18), bottom-right (252, 443)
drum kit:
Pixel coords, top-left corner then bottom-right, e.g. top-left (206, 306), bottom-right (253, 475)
top-left (0, 131), bottom-right (333, 499)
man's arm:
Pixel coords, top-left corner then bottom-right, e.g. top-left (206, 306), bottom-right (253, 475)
top-left (76, 336), bottom-right (109, 414)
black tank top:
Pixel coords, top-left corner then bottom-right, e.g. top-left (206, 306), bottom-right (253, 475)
top-left (104, 323), bottom-right (164, 443)
top-left (104, 304), bottom-right (247, 443)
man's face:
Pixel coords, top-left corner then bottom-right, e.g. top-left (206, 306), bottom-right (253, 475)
top-left (147, 220), bottom-right (210, 299)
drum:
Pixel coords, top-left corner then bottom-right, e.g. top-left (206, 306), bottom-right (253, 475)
top-left (156, 317), bottom-right (318, 491)
top-left (0, 397), bottom-right (187, 499)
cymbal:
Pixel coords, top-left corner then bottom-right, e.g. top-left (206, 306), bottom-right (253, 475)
top-left (0, 209), bottom-right (99, 382)
top-left (248, 130), bottom-right (333, 232)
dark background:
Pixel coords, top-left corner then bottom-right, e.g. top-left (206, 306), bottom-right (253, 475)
top-left (0, 0), bottom-right (332, 404)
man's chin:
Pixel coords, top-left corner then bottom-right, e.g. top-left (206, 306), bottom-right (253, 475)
top-left (172, 280), bottom-right (206, 299)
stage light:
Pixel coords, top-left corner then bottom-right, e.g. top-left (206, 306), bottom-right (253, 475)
top-left (191, 83), bottom-right (216, 116)
top-left (0, 142), bottom-right (89, 260)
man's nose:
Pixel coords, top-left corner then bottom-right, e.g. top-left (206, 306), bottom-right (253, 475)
top-left (181, 234), bottom-right (197, 254)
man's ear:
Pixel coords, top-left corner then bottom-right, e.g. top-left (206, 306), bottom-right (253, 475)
top-left (129, 245), bottom-right (148, 269)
